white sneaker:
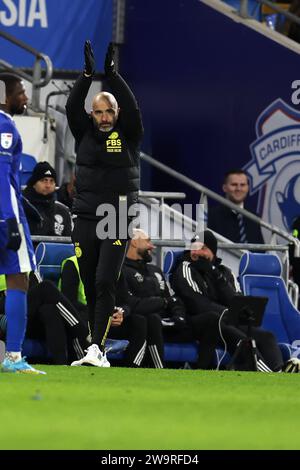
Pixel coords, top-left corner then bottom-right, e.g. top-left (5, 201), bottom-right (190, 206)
top-left (71, 344), bottom-right (110, 368)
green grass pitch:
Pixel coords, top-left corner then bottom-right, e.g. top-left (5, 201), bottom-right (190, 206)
top-left (1, 366), bottom-right (300, 450)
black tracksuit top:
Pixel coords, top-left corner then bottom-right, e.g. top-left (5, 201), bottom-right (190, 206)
top-left (66, 71), bottom-right (143, 218)
top-left (121, 258), bottom-right (186, 319)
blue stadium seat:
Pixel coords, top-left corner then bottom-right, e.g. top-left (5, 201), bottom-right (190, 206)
top-left (35, 242), bottom-right (75, 282)
top-left (239, 252), bottom-right (300, 360)
top-left (32, 242), bottom-right (129, 363)
top-left (23, 338), bottom-right (129, 362)
top-left (20, 153), bottom-right (37, 186)
top-left (163, 249), bottom-right (183, 280)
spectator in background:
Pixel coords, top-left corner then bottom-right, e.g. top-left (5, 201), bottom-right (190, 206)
top-left (171, 230), bottom-right (285, 372)
top-left (59, 254), bottom-right (148, 368)
top-left (207, 169), bottom-right (264, 244)
top-left (23, 161), bottom-right (72, 238)
top-left (57, 173), bottom-right (76, 210)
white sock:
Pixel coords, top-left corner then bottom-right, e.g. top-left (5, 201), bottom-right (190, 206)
top-left (6, 351), bottom-right (21, 362)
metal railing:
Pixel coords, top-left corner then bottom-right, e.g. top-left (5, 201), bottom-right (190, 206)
top-left (140, 152), bottom-right (300, 256)
top-left (0, 29), bottom-right (53, 111)
top-left (31, 188), bottom-right (298, 304)
top-left (239, 0), bottom-right (300, 25)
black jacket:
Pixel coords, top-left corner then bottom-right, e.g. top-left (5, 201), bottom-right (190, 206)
top-left (171, 253), bottom-right (240, 316)
top-left (23, 186), bottom-right (72, 237)
top-left (120, 258), bottom-right (186, 321)
top-left (66, 71), bottom-right (143, 218)
top-left (208, 204), bottom-right (264, 244)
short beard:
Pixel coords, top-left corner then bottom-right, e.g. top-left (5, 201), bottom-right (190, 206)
top-left (92, 117), bottom-right (114, 133)
top-left (138, 249), bottom-right (152, 263)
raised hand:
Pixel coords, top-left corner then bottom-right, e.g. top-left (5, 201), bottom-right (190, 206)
top-left (84, 40), bottom-right (95, 76)
top-left (105, 42), bottom-right (116, 75)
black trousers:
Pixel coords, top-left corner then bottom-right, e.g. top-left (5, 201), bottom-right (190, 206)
top-left (165, 312), bottom-right (283, 371)
top-left (108, 314), bottom-right (147, 367)
top-left (143, 313), bottom-right (164, 368)
top-left (220, 320), bottom-right (284, 371)
top-left (72, 217), bottom-right (128, 347)
top-left (164, 313), bottom-right (221, 369)
top-left (189, 311), bottom-right (283, 371)
top-left (27, 280), bottom-right (89, 364)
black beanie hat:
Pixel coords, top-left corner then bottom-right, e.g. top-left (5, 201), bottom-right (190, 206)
top-left (191, 230), bottom-right (218, 256)
top-left (27, 161), bottom-right (56, 186)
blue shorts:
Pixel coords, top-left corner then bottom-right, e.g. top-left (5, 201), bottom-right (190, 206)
top-left (0, 217), bottom-right (36, 274)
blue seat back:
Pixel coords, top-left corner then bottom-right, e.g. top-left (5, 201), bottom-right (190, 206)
top-left (20, 153), bottom-right (37, 185)
top-left (35, 242), bottom-right (75, 282)
top-left (239, 252), bottom-right (300, 344)
top-left (163, 249), bottom-right (184, 281)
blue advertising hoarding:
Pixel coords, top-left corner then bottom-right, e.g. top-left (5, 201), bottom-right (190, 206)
top-left (0, 0), bottom-right (112, 70)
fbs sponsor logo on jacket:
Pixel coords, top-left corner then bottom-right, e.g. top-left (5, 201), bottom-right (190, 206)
top-left (106, 132), bottom-right (122, 153)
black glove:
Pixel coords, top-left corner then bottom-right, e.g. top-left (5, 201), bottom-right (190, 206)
top-left (84, 40), bottom-right (95, 76)
top-left (6, 218), bottom-right (21, 251)
top-left (105, 42), bottom-right (116, 75)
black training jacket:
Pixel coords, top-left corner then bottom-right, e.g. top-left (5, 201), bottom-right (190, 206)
top-left (120, 258), bottom-right (186, 319)
top-left (66, 71), bottom-right (143, 218)
top-left (171, 253), bottom-right (241, 316)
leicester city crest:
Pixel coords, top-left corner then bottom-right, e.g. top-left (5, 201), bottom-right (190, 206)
top-left (244, 99), bottom-right (300, 234)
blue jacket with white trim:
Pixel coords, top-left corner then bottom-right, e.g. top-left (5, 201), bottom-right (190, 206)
top-left (0, 110), bottom-right (25, 221)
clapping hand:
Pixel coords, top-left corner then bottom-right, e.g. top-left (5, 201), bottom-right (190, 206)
top-left (105, 42), bottom-right (116, 75)
top-left (84, 40), bottom-right (95, 76)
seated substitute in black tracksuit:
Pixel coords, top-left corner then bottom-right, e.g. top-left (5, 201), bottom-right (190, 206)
top-left (171, 230), bottom-right (284, 372)
top-left (65, 41), bottom-right (143, 366)
top-left (0, 272), bottom-right (89, 365)
top-left (119, 228), bottom-right (225, 369)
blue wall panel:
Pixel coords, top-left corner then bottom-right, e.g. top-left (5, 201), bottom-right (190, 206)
top-left (120, 0), bottom-right (300, 230)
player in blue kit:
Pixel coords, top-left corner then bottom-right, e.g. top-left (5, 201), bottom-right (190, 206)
top-left (0, 74), bottom-right (45, 374)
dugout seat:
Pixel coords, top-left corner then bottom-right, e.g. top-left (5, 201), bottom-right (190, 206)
top-left (35, 242), bottom-right (75, 282)
top-left (20, 153), bottom-right (37, 186)
top-left (22, 338), bottom-right (129, 362)
top-left (32, 242), bottom-right (129, 363)
top-left (239, 252), bottom-right (300, 360)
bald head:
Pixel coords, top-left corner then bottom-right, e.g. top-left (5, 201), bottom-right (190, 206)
top-left (91, 91), bottom-right (119, 132)
top-left (132, 228), bottom-right (148, 240)
top-left (127, 229), bottom-right (154, 262)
